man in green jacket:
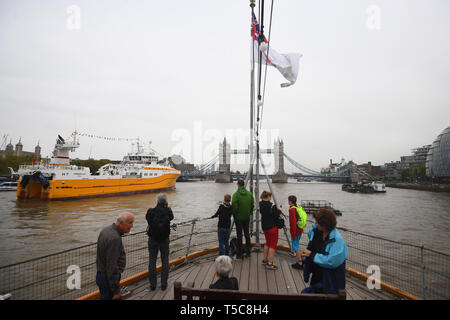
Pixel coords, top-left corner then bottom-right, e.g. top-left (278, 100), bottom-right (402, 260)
top-left (232, 179), bottom-right (254, 258)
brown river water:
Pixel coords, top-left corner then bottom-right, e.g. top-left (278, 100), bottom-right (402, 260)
top-left (1, 181), bottom-right (449, 266)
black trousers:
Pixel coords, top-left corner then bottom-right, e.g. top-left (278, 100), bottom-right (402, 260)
top-left (148, 237), bottom-right (170, 288)
top-left (235, 218), bottom-right (251, 256)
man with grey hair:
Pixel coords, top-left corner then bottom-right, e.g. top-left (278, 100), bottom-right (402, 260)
top-left (209, 255), bottom-right (239, 290)
top-left (96, 211), bottom-right (134, 300)
top-left (146, 193), bottom-right (174, 291)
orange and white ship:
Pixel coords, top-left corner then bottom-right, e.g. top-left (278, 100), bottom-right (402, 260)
top-left (14, 133), bottom-right (180, 200)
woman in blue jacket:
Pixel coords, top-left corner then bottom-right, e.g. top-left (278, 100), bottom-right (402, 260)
top-left (301, 208), bottom-right (348, 295)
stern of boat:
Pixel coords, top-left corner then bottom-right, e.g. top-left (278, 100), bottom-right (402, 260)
top-left (17, 175), bottom-right (52, 200)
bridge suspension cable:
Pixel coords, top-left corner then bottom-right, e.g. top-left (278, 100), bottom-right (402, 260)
top-left (196, 154), bottom-right (219, 173)
top-left (355, 167), bottom-right (375, 180)
top-left (283, 153), bottom-right (322, 176)
top-left (283, 153), bottom-right (351, 177)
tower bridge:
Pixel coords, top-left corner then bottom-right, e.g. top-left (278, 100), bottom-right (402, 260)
top-left (179, 138), bottom-right (352, 183)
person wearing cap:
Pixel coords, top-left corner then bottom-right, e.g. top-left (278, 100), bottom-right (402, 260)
top-left (231, 179), bottom-right (254, 259)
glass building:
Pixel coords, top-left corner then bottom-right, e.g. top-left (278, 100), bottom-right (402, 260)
top-left (426, 126), bottom-right (450, 179)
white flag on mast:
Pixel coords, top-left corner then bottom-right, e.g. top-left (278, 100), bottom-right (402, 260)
top-left (251, 12), bottom-right (302, 88)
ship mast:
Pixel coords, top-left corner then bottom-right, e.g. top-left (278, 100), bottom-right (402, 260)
top-left (249, 0), bottom-right (257, 246)
top-left (247, 0), bottom-right (292, 251)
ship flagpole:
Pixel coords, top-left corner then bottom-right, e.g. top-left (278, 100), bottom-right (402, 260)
top-left (249, 0), bottom-right (293, 253)
top-left (249, 0), bottom-right (262, 251)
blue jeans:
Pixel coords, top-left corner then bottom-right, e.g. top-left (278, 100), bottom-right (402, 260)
top-left (218, 228), bottom-right (230, 256)
top-left (301, 282), bottom-right (323, 294)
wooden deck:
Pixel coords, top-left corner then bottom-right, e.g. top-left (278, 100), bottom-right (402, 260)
top-left (123, 250), bottom-right (399, 300)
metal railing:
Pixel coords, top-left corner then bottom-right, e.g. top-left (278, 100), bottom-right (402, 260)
top-left (0, 214), bottom-right (449, 300)
top-left (275, 219), bottom-right (450, 300)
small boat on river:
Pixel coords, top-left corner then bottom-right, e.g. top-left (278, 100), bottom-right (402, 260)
top-left (299, 200), bottom-right (343, 216)
top-left (0, 181), bottom-right (17, 191)
top-left (342, 181), bottom-right (386, 194)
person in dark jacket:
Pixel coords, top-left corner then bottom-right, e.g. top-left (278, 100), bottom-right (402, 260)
top-left (301, 208), bottom-right (348, 294)
top-left (146, 193), bottom-right (174, 291)
top-left (209, 255), bottom-right (239, 291)
top-left (96, 212), bottom-right (134, 300)
top-left (259, 190), bottom-right (282, 270)
top-left (210, 194), bottom-right (233, 256)
top-left (231, 179), bottom-right (254, 259)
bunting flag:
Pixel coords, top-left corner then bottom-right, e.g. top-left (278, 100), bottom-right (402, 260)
top-left (70, 131), bottom-right (139, 142)
top-left (251, 12), bottom-right (302, 88)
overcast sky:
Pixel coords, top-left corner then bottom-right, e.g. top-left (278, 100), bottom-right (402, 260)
top-left (1, 0), bottom-right (449, 173)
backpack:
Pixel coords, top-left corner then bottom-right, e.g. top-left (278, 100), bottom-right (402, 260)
top-left (296, 205), bottom-right (307, 230)
top-left (272, 204), bottom-right (285, 229)
top-left (148, 209), bottom-right (170, 242)
top-left (229, 237), bottom-right (238, 256)
top-left (275, 215), bottom-right (285, 229)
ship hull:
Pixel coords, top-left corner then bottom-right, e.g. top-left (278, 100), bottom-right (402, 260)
top-left (16, 173), bottom-right (179, 200)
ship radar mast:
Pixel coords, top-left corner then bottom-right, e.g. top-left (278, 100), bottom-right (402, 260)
top-left (51, 132), bottom-right (80, 165)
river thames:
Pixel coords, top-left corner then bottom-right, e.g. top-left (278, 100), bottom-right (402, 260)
top-left (1, 181), bottom-right (449, 266)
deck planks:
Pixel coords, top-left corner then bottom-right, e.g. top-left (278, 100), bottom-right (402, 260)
top-left (240, 254), bottom-right (251, 291)
top-left (273, 255), bottom-right (288, 294)
top-left (280, 259), bottom-right (298, 294)
top-left (194, 262), bottom-right (212, 289)
top-left (162, 264), bottom-right (196, 300)
top-left (231, 258), bottom-right (242, 281)
top-left (184, 264), bottom-right (202, 287)
top-left (289, 262), bottom-right (307, 293)
top-left (248, 251), bottom-right (259, 292)
top-left (201, 259), bottom-right (217, 289)
top-left (265, 257), bottom-right (277, 294)
top-left (256, 251), bottom-right (268, 292)
top-left (125, 250), bottom-right (398, 300)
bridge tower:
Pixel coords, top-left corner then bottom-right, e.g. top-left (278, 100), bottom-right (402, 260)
top-left (272, 138), bottom-right (288, 183)
top-left (215, 137), bottom-right (232, 183)
top-left (349, 162), bottom-right (360, 183)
